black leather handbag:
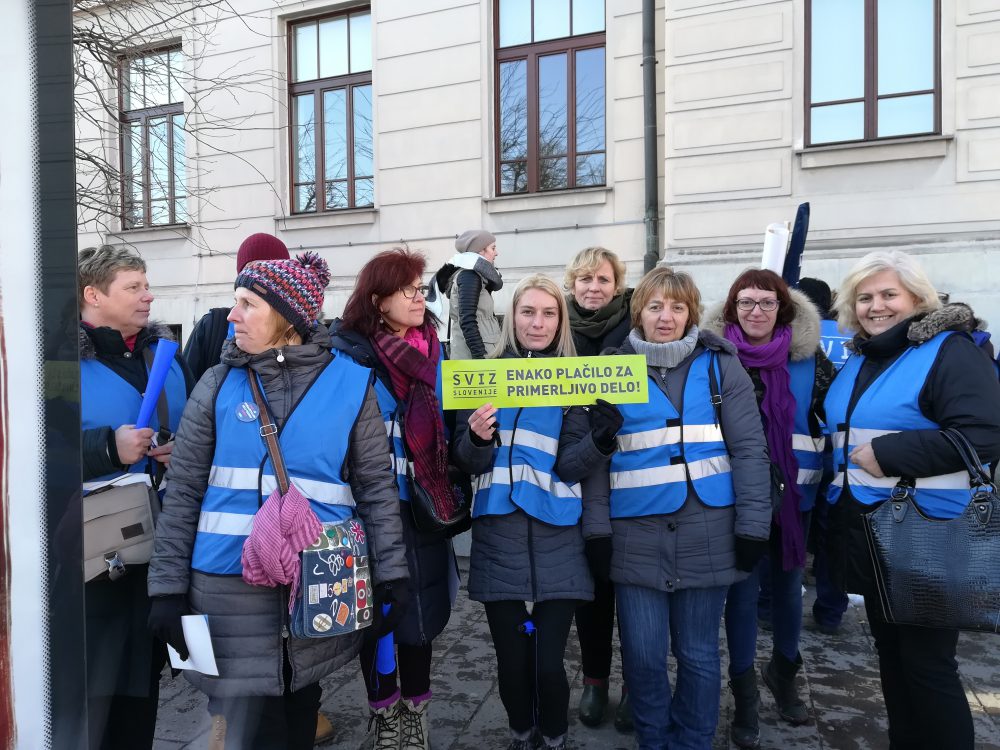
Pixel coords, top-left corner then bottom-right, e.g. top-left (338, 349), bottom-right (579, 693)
top-left (406, 459), bottom-right (471, 535)
top-left (863, 428), bottom-right (1000, 633)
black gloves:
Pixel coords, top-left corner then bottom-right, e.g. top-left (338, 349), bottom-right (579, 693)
top-left (589, 399), bottom-right (624, 452)
top-left (370, 580), bottom-right (412, 638)
top-left (584, 537), bottom-right (613, 584)
top-left (148, 594), bottom-right (191, 660)
top-left (734, 536), bottom-right (769, 573)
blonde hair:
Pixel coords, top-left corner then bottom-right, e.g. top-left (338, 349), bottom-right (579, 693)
top-left (490, 274), bottom-right (577, 358)
top-left (563, 246), bottom-right (627, 295)
top-left (630, 266), bottom-right (702, 333)
top-left (834, 250), bottom-right (941, 335)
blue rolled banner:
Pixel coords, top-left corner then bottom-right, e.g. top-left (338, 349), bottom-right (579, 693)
top-left (135, 339), bottom-right (179, 429)
top-left (376, 604), bottom-right (396, 675)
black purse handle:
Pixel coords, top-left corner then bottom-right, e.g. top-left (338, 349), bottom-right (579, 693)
top-left (940, 427), bottom-right (994, 488)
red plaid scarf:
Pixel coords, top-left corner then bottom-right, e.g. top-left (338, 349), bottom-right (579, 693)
top-left (372, 324), bottom-right (458, 520)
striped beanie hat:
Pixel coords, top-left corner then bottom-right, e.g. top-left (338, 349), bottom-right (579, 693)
top-left (235, 251), bottom-right (331, 338)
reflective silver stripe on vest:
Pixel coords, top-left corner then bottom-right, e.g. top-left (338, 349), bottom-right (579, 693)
top-left (797, 468), bottom-right (823, 485)
top-left (831, 432), bottom-right (846, 451)
top-left (850, 427), bottom-right (898, 444)
top-left (393, 457), bottom-right (407, 476)
top-left (197, 510), bottom-right (255, 536)
top-left (846, 468), bottom-right (969, 491)
top-left (497, 429), bottom-right (559, 456)
top-left (384, 419), bottom-right (402, 439)
top-left (479, 463), bottom-right (579, 498)
top-left (609, 455), bottom-right (730, 490)
top-left (792, 434), bottom-right (825, 453)
top-left (616, 424), bottom-right (724, 453)
top-left (208, 466), bottom-right (356, 506)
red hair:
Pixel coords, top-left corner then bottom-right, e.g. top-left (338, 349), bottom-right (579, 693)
top-left (340, 247), bottom-right (428, 338)
top-left (722, 269), bottom-right (795, 327)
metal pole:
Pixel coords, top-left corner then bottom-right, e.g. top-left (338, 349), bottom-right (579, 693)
top-left (642, 0), bottom-right (661, 273)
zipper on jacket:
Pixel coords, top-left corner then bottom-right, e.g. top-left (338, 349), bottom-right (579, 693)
top-left (509, 405), bottom-right (538, 601)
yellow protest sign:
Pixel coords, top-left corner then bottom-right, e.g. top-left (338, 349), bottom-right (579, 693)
top-left (442, 355), bottom-right (649, 410)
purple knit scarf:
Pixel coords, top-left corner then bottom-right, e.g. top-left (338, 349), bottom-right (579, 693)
top-left (724, 323), bottom-right (805, 571)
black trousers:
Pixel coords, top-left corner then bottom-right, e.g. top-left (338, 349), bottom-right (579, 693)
top-left (87, 645), bottom-right (162, 750)
top-left (484, 599), bottom-right (577, 740)
top-left (213, 647), bottom-right (321, 750)
top-left (864, 596), bottom-right (974, 750)
top-left (359, 637), bottom-right (434, 703)
top-left (574, 577), bottom-right (615, 682)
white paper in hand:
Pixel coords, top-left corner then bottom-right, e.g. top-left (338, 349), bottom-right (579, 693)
top-left (167, 614), bottom-right (219, 676)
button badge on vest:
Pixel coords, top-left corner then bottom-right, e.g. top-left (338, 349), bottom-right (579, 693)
top-left (236, 401), bottom-right (260, 422)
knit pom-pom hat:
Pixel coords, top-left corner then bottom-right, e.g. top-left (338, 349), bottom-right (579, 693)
top-left (235, 251), bottom-right (331, 338)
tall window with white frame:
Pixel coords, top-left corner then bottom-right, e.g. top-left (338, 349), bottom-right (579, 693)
top-left (495, 0), bottom-right (606, 195)
top-left (289, 9), bottom-right (373, 214)
top-left (806, 0), bottom-right (940, 146)
top-left (120, 48), bottom-right (186, 229)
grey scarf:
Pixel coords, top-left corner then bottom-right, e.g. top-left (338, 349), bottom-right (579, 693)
top-left (629, 325), bottom-right (700, 371)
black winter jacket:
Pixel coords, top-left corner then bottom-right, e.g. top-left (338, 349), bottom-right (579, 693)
top-left (828, 306), bottom-right (1000, 594)
top-left (451, 350), bottom-right (609, 602)
top-left (182, 307), bottom-right (230, 384)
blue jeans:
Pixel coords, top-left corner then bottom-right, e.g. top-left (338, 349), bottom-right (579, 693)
top-left (617, 583), bottom-right (727, 750)
top-left (725, 554), bottom-right (803, 676)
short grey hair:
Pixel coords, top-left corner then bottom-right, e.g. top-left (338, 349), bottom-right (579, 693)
top-left (834, 250), bottom-right (941, 334)
top-left (78, 245), bottom-right (146, 306)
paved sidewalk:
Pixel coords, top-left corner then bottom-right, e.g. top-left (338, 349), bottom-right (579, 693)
top-left (154, 558), bottom-right (1000, 749)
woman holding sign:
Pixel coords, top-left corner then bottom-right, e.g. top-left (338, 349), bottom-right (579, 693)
top-left (566, 266), bottom-right (771, 750)
top-left (453, 274), bottom-right (619, 750)
top-left (704, 269), bottom-right (833, 746)
top-left (147, 253), bottom-right (408, 750)
top-left (331, 247), bottom-right (465, 750)
top-left (78, 245), bottom-right (193, 750)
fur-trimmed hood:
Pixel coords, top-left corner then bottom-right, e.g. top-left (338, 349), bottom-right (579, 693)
top-left (78, 320), bottom-right (175, 361)
top-left (907, 302), bottom-right (988, 344)
top-left (702, 287), bottom-right (821, 362)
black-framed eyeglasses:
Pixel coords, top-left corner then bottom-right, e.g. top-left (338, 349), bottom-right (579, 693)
top-left (735, 297), bottom-right (779, 312)
top-left (400, 284), bottom-right (430, 300)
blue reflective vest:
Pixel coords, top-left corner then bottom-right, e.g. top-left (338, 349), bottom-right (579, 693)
top-left (473, 405), bottom-right (581, 526)
top-left (80, 341), bottom-right (187, 489)
top-left (370, 361), bottom-right (445, 504)
top-left (191, 356), bottom-right (370, 574)
top-left (819, 319), bottom-right (852, 372)
top-left (610, 351), bottom-right (736, 518)
top-left (824, 331), bottom-right (972, 519)
top-left (789, 356), bottom-right (825, 511)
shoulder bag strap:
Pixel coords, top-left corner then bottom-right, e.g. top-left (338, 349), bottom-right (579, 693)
top-left (707, 350), bottom-right (724, 429)
top-left (247, 372), bottom-right (291, 496)
top-left (940, 427), bottom-right (993, 487)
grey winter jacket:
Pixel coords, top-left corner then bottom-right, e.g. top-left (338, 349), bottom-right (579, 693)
top-left (448, 269), bottom-right (502, 359)
top-left (451, 363), bottom-right (609, 602)
top-left (572, 330), bottom-right (772, 593)
top-left (147, 326), bottom-right (408, 697)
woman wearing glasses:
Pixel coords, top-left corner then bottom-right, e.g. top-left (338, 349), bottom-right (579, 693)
top-left (705, 269), bottom-right (834, 747)
top-left (331, 248), bottom-right (464, 750)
